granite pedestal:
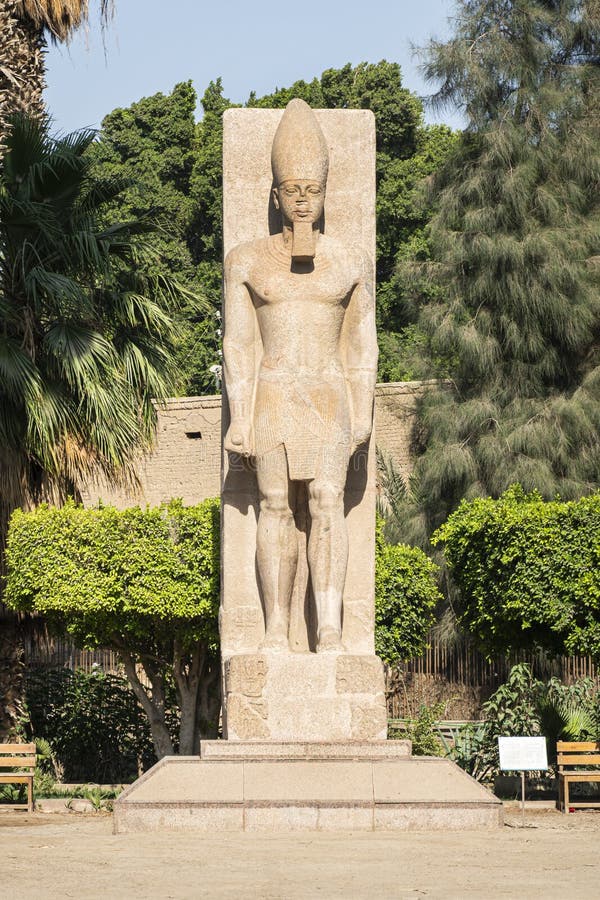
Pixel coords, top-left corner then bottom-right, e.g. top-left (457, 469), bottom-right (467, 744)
top-left (113, 741), bottom-right (502, 833)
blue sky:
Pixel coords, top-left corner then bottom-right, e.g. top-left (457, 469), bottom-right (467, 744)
top-left (45, 0), bottom-right (463, 134)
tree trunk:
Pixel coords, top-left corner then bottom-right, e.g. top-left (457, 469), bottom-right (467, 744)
top-left (0, 0), bottom-right (46, 148)
top-left (0, 607), bottom-right (25, 739)
top-left (195, 658), bottom-right (221, 744)
top-left (173, 641), bottom-right (221, 754)
top-left (119, 652), bottom-right (174, 760)
top-left (173, 638), bottom-right (202, 756)
top-left (177, 681), bottom-right (200, 756)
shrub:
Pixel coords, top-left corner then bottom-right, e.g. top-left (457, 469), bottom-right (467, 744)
top-left (24, 668), bottom-right (159, 782)
top-left (375, 518), bottom-right (442, 665)
top-left (447, 664), bottom-right (600, 782)
top-left (432, 486), bottom-right (600, 659)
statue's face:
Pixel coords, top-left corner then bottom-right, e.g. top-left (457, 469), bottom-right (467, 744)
top-left (273, 179), bottom-right (325, 225)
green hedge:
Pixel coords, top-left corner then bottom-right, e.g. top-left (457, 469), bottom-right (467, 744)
top-left (432, 485), bottom-right (600, 658)
top-left (6, 499), bottom-right (220, 758)
top-left (5, 498), bottom-right (220, 649)
top-left (375, 517), bottom-right (441, 664)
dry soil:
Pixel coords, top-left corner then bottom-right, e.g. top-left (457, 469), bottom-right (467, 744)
top-left (2, 807), bottom-right (599, 899)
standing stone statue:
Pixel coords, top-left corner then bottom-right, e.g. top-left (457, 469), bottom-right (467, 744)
top-left (223, 99), bottom-right (378, 654)
top-left (220, 101), bottom-right (386, 740)
top-left (115, 102), bottom-right (497, 838)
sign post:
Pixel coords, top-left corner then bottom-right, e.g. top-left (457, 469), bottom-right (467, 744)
top-left (498, 736), bottom-right (548, 826)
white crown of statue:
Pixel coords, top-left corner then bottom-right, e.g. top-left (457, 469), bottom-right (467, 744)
top-left (271, 98), bottom-right (329, 186)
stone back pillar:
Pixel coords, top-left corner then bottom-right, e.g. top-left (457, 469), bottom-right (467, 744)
top-left (220, 108), bottom-right (386, 741)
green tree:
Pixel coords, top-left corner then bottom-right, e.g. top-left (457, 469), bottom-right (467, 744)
top-left (396, 0), bottom-right (600, 546)
top-left (185, 79), bottom-right (238, 394)
top-left (375, 517), bottom-right (441, 665)
top-left (0, 114), bottom-right (182, 736)
top-left (89, 82), bottom-right (216, 395)
top-left (92, 64), bottom-right (457, 392)
top-left (432, 486), bottom-right (600, 660)
top-left (376, 123), bottom-right (459, 381)
top-left (5, 499), bottom-right (221, 758)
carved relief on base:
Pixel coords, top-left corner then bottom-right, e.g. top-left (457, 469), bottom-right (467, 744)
top-left (220, 606), bottom-right (264, 654)
top-left (336, 655), bottom-right (384, 694)
top-left (226, 695), bottom-right (270, 740)
top-left (223, 651), bottom-right (388, 742)
top-left (350, 699), bottom-right (388, 740)
top-left (225, 654), bottom-right (268, 697)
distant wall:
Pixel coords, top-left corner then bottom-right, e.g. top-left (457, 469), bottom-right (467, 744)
top-left (81, 381), bottom-right (438, 509)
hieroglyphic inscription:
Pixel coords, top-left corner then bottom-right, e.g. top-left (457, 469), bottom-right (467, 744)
top-left (226, 696), bottom-right (270, 739)
top-left (226, 654), bottom-right (268, 698)
top-left (336, 655), bottom-right (384, 694)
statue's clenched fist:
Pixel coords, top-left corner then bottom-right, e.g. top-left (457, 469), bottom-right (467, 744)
top-left (224, 419), bottom-right (254, 457)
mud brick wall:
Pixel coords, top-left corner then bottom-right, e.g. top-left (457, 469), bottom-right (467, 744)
top-left (81, 381), bottom-right (436, 509)
top-left (81, 395), bottom-right (222, 508)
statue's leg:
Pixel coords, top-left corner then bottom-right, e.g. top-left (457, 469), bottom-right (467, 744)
top-left (307, 474), bottom-right (348, 653)
top-left (256, 447), bottom-right (297, 651)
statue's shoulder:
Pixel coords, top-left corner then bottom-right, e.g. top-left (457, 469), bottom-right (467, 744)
top-left (225, 237), bottom-right (270, 272)
top-left (320, 235), bottom-right (373, 280)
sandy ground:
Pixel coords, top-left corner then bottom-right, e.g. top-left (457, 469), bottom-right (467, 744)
top-left (2, 807), bottom-right (600, 899)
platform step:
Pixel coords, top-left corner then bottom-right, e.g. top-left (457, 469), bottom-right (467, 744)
top-left (114, 752), bottom-right (502, 833)
top-left (200, 740), bottom-right (411, 760)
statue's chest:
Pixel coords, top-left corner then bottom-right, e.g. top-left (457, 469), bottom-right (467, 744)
top-left (248, 260), bottom-right (354, 307)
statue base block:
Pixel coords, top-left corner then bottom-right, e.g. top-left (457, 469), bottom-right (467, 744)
top-left (113, 743), bottom-right (503, 833)
top-left (222, 652), bottom-right (387, 741)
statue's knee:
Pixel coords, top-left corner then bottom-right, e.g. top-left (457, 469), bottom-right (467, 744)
top-left (308, 484), bottom-right (343, 517)
top-left (260, 490), bottom-right (291, 516)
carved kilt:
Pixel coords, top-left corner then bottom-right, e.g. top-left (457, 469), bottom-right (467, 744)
top-left (253, 359), bottom-right (351, 482)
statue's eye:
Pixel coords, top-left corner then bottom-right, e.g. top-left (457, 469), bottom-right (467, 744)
top-left (308, 187), bottom-right (321, 194)
top-left (285, 188), bottom-right (297, 195)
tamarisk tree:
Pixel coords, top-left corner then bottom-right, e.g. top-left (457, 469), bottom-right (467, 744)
top-left (397, 0), bottom-right (600, 546)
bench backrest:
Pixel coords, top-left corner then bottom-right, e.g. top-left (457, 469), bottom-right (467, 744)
top-left (0, 743), bottom-right (36, 770)
top-left (557, 741), bottom-right (600, 769)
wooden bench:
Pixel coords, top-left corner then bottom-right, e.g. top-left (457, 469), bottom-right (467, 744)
top-left (557, 741), bottom-right (600, 813)
top-left (0, 743), bottom-right (36, 812)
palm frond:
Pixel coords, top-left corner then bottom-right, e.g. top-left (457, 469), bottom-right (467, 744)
top-left (0, 112), bottom-right (187, 529)
top-left (19, 0), bottom-right (114, 43)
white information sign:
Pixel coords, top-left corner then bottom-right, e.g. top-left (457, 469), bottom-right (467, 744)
top-left (498, 736), bottom-right (548, 771)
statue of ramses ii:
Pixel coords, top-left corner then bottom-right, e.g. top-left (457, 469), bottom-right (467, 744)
top-left (223, 98), bottom-right (377, 654)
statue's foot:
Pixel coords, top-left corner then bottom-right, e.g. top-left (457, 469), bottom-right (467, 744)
top-left (316, 628), bottom-right (345, 654)
top-left (260, 632), bottom-right (289, 652)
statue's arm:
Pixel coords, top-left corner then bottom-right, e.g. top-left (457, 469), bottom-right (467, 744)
top-left (345, 253), bottom-right (378, 451)
top-left (222, 248), bottom-right (255, 456)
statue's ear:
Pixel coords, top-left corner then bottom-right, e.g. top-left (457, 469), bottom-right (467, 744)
top-left (272, 187), bottom-right (280, 210)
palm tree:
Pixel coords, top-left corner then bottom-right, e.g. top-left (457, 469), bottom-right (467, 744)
top-left (0, 1), bottom-right (113, 145)
top-left (0, 113), bottom-right (192, 736)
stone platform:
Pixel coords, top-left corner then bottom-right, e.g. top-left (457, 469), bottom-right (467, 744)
top-left (223, 653), bottom-right (387, 741)
top-left (113, 741), bottom-right (502, 833)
